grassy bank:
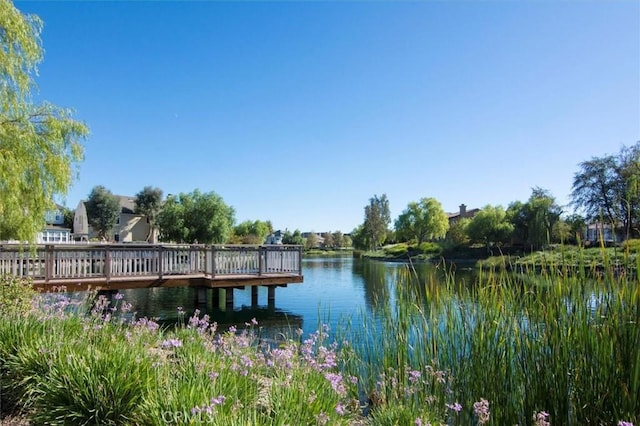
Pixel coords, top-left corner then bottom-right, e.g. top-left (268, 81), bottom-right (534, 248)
top-left (1, 251), bottom-right (638, 425)
top-left (477, 245), bottom-right (639, 273)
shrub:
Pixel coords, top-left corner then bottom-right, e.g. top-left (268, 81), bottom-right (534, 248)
top-left (418, 242), bottom-right (442, 255)
top-left (383, 244), bottom-right (408, 257)
top-left (0, 275), bottom-right (36, 317)
top-left (623, 239), bottom-right (640, 253)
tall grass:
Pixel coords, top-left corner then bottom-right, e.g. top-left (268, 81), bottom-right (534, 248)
top-left (341, 254), bottom-right (639, 424)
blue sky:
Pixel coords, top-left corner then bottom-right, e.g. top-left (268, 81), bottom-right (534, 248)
top-left (17, 1), bottom-right (640, 233)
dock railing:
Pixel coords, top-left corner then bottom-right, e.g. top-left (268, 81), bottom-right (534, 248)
top-left (0, 244), bottom-right (303, 283)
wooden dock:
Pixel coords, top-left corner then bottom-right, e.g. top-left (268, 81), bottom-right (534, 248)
top-left (0, 244), bottom-right (303, 307)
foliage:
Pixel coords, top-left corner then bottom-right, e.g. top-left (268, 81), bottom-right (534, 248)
top-left (157, 189), bottom-right (235, 244)
top-left (230, 220), bottom-right (272, 245)
top-left (363, 194), bottom-right (391, 251)
top-left (394, 197), bottom-right (449, 246)
top-left (85, 185), bottom-right (120, 241)
top-left (351, 224), bottom-right (369, 251)
top-left (0, 0), bottom-right (88, 242)
top-left (571, 142), bottom-right (640, 238)
top-left (62, 206), bottom-right (75, 231)
top-left (332, 230), bottom-right (345, 248)
top-left (623, 238), bottom-right (640, 253)
top-left (134, 186), bottom-right (163, 242)
top-left (305, 231), bottom-right (319, 249)
top-left (0, 297), bottom-right (373, 425)
top-left (282, 229), bottom-right (304, 245)
top-left (342, 258), bottom-right (639, 425)
top-left (506, 188), bottom-right (562, 250)
top-left (383, 243), bottom-right (409, 257)
top-left (465, 205), bottom-right (513, 247)
top-left (445, 217), bottom-right (470, 247)
top-left (0, 275), bottom-right (35, 317)
top-left (417, 241), bottom-right (441, 254)
top-left (322, 231), bottom-right (334, 249)
top-left (553, 213), bottom-right (586, 245)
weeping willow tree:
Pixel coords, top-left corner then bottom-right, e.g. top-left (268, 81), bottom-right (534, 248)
top-left (0, 0), bottom-right (88, 241)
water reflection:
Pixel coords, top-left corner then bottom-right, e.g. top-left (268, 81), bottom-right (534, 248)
top-left (43, 257), bottom-right (478, 337)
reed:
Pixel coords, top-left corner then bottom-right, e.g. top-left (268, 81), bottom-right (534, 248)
top-left (341, 249), bottom-right (639, 424)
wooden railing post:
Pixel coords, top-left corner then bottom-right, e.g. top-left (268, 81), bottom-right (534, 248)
top-left (104, 246), bottom-right (111, 282)
top-left (211, 245), bottom-right (216, 278)
top-left (158, 246), bottom-right (164, 280)
top-left (298, 246), bottom-right (303, 275)
top-left (259, 246), bottom-right (265, 276)
top-left (45, 245), bottom-right (54, 282)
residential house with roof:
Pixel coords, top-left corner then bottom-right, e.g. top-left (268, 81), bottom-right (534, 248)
top-left (36, 204), bottom-right (72, 244)
top-left (447, 204), bottom-right (480, 225)
top-left (73, 195), bottom-right (155, 243)
top-left (585, 222), bottom-right (623, 245)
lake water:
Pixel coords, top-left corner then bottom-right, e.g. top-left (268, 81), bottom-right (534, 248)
top-left (110, 256), bottom-right (476, 337)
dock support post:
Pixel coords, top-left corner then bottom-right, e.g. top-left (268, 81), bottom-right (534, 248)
top-left (251, 286), bottom-right (258, 307)
top-left (225, 287), bottom-right (234, 311)
top-left (218, 288), bottom-right (226, 311)
top-left (212, 288), bottom-right (220, 307)
top-left (267, 286), bottom-right (275, 308)
top-left (197, 288), bottom-right (208, 305)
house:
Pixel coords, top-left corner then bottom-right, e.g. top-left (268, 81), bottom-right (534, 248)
top-left (585, 222), bottom-right (622, 245)
top-left (37, 204), bottom-right (72, 244)
top-left (447, 204), bottom-right (480, 225)
top-left (73, 196), bottom-right (155, 243)
top-left (301, 232), bottom-right (325, 248)
top-left (265, 230), bottom-right (284, 245)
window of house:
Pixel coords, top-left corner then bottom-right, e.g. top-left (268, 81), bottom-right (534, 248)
top-left (114, 234), bottom-right (120, 242)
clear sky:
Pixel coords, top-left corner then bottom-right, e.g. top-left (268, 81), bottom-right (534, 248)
top-left (16, 0), bottom-right (640, 233)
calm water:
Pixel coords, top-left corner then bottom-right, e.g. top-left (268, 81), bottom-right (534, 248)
top-left (106, 256), bottom-right (476, 337)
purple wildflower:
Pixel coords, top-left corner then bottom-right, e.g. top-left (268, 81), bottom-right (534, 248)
top-left (618, 422), bottom-right (634, 426)
top-left (335, 403), bottom-right (346, 415)
top-left (161, 339), bottom-right (182, 349)
top-left (473, 399), bottom-right (490, 425)
top-left (114, 292), bottom-right (124, 300)
top-left (324, 372), bottom-right (346, 396)
top-left (210, 395), bottom-right (226, 405)
top-left (446, 402), bottom-right (462, 413)
top-left (408, 369), bottom-right (422, 384)
top-left (415, 418), bottom-right (423, 426)
top-left (533, 411), bottom-right (550, 426)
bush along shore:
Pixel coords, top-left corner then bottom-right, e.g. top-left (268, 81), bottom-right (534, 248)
top-left (0, 254), bottom-right (638, 425)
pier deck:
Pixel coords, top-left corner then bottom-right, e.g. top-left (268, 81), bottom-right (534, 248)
top-left (0, 244), bottom-right (304, 293)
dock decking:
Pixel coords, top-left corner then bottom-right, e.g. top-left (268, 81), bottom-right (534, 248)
top-left (0, 244), bottom-right (304, 294)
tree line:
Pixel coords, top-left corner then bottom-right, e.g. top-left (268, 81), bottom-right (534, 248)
top-left (352, 142), bottom-right (640, 252)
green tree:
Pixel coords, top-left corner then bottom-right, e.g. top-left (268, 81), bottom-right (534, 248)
top-left (85, 186), bottom-right (120, 241)
top-left (446, 217), bottom-right (470, 247)
top-left (282, 229), bottom-right (304, 245)
top-left (553, 214), bottom-right (586, 245)
top-left (0, 0), bottom-right (88, 241)
top-left (157, 189), bottom-right (234, 244)
top-left (322, 231), bottom-right (334, 249)
top-left (363, 194), bottom-right (391, 250)
top-left (507, 188), bottom-right (562, 250)
top-left (528, 188), bottom-right (562, 249)
top-left (62, 206), bottom-right (75, 231)
top-left (571, 142), bottom-right (640, 238)
top-left (466, 205), bottom-right (514, 248)
top-left (305, 232), bottom-right (319, 250)
top-left (134, 186), bottom-right (163, 242)
top-left (332, 230), bottom-right (345, 248)
top-left (231, 220), bottom-right (273, 244)
top-left (394, 197), bottom-right (449, 246)
top-left (351, 224), bottom-right (369, 251)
